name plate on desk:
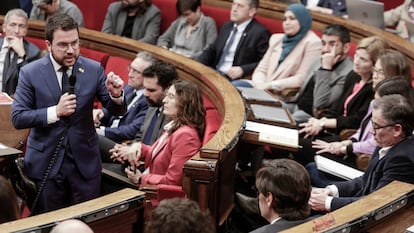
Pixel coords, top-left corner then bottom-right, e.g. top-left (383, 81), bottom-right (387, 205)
top-left (237, 87), bottom-right (281, 107)
top-left (245, 121), bottom-right (299, 149)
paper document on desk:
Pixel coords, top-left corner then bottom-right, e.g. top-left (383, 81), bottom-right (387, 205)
top-left (315, 155), bottom-right (364, 180)
top-left (245, 121), bottom-right (299, 148)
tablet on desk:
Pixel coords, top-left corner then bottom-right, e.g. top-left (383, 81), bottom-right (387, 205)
top-left (250, 104), bottom-right (292, 125)
top-left (237, 87), bottom-right (281, 106)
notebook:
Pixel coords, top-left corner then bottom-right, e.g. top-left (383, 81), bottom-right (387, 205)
top-left (346, 0), bottom-right (385, 29)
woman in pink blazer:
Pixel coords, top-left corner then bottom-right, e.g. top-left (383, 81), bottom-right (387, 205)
top-left (233, 4), bottom-right (321, 93)
top-left (125, 80), bottom-right (206, 185)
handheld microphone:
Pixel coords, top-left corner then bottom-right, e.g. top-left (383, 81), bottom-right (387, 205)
top-left (68, 74), bottom-right (77, 94)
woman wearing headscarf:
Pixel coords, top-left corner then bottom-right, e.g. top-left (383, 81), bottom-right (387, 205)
top-left (237, 4), bottom-right (321, 93)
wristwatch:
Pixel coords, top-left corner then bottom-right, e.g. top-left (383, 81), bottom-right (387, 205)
top-left (319, 120), bottom-right (325, 129)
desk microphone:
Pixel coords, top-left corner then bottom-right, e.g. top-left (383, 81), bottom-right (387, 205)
top-left (68, 74), bottom-right (77, 94)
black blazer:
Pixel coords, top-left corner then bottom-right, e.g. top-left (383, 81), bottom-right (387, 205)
top-left (197, 19), bottom-right (270, 78)
top-left (326, 70), bottom-right (374, 133)
top-left (1, 37), bottom-right (41, 96)
top-left (331, 136), bottom-right (414, 210)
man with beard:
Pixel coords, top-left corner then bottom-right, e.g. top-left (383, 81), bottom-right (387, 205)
top-left (102, 0), bottom-right (161, 45)
top-left (101, 61), bottom-right (178, 186)
top-left (30, 0), bottom-right (85, 27)
top-left (11, 14), bottom-right (126, 214)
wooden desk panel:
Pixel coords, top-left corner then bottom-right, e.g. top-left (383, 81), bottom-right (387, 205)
top-left (0, 188), bottom-right (145, 233)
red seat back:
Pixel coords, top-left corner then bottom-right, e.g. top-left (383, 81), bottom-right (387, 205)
top-left (152, 0), bottom-right (179, 34)
top-left (71, 0), bottom-right (116, 30)
top-left (80, 47), bottom-right (110, 67)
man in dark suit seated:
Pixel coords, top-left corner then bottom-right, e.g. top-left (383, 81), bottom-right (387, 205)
top-left (94, 52), bottom-right (155, 147)
top-left (232, 159), bottom-right (314, 232)
top-left (309, 94), bottom-right (414, 212)
top-left (1, 8), bottom-right (41, 96)
top-left (197, 0), bottom-right (270, 80)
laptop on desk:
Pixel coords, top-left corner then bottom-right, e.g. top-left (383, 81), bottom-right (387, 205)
top-left (346, 0), bottom-right (385, 29)
top-left (236, 87), bottom-right (281, 107)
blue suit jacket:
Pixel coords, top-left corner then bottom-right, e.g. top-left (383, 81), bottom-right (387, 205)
top-left (12, 55), bottom-right (126, 180)
top-left (197, 19), bottom-right (270, 77)
top-left (0, 37), bottom-right (41, 96)
top-left (331, 136), bottom-right (414, 210)
top-left (101, 85), bottom-right (148, 142)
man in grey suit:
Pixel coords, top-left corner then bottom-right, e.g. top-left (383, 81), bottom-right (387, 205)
top-left (30, 0), bottom-right (85, 27)
top-left (101, 0), bottom-right (161, 45)
top-left (1, 8), bottom-right (41, 96)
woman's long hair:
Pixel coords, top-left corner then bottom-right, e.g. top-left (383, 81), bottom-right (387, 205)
top-left (169, 80), bottom-right (206, 139)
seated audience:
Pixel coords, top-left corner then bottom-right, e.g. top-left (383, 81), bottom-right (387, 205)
top-left (30, 0), bottom-right (85, 27)
top-left (0, 175), bottom-right (20, 224)
top-left (233, 4), bottom-right (321, 99)
top-left (310, 49), bottom-right (412, 169)
top-left (295, 36), bottom-right (389, 165)
top-left (145, 198), bottom-right (215, 233)
top-left (94, 52), bottom-right (155, 145)
top-left (309, 94), bottom-right (414, 212)
top-left (384, 0), bottom-right (414, 40)
top-left (302, 0), bottom-right (346, 16)
top-left (50, 219), bottom-right (93, 233)
top-left (157, 0), bottom-right (217, 59)
top-left (197, 0), bottom-right (270, 80)
top-left (124, 80), bottom-right (205, 185)
top-left (308, 77), bottom-right (414, 187)
top-left (101, 0), bottom-right (161, 45)
top-left (1, 8), bottom-right (41, 96)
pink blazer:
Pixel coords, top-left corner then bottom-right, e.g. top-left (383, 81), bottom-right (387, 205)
top-left (252, 31), bottom-right (321, 90)
top-left (140, 125), bottom-right (201, 185)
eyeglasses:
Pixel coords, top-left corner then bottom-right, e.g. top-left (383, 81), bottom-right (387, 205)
top-left (127, 65), bottom-right (142, 76)
top-left (371, 120), bottom-right (394, 131)
top-left (372, 67), bottom-right (385, 76)
top-left (56, 40), bottom-right (80, 51)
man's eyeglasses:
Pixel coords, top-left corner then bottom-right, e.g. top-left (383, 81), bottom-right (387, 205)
top-left (371, 120), bottom-right (394, 131)
top-left (56, 40), bottom-right (80, 51)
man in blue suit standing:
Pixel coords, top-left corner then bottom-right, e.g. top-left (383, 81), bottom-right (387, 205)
top-left (11, 13), bottom-right (126, 214)
top-left (197, 0), bottom-right (269, 80)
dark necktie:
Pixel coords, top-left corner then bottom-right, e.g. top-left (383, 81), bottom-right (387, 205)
top-left (2, 49), bottom-right (11, 79)
top-left (142, 109), bottom-right (159, 145)
top-left (216, 26), bottom-right (238, 69)
top-left (127, 91), bottom-right (137, 105)
top-left (60, 66), bottom-right (68, 94)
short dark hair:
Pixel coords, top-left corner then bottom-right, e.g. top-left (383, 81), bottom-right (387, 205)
top-left (323, 24), bottom-right (350, 44)
top-left (248, 0), bottom-right (259, 8)
top-left (373, 94), bottom-right (414, 137)
top-left (142, 61), bottom-right (178, 90)
top-left (145, 198), bottom-right (215, 233)
top-left (176, 0), bottom-right (201, 15)
top-left (375, 77), bottom-right (414, 104)
top-left (45, 13), bottom-right (79, 42)
top-left (256, 159), bottom-right (311, 220)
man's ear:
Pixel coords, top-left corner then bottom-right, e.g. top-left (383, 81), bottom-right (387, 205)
top-left (265, 192), bottom-right (273, 207)
top-left (393, 123), bottom-right (403, 138)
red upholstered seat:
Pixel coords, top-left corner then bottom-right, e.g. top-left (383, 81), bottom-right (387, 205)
top-left (80, 47), bottom-right (110, 67)
top-left (70, 0), bottom-right (116, 31)
top-left (202, 5), bottom-right (230, 31)
top-left (25, 36), bottom-right (46, 50)
top-left (256, 16), bottom-right (284, 34)
top-left (152, 0), bottom-right (179, 34)
top-left (105, 56), bottom-right (131, 83)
